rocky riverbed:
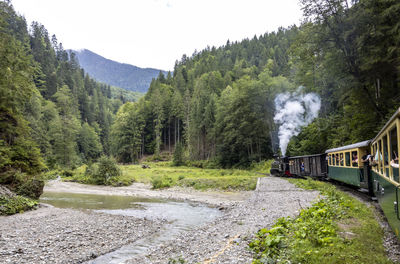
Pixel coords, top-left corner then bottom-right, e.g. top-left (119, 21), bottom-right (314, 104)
top-left (126, 177), bottom-right (320, 263)
top-left (0, 177), bottom-right (320, 264)
top-left (2, 177), bottom-right (399, 263)
top-left (44, 180), bottom-right (249, 208)
top-left (0, 206), bottom-right (165, 264)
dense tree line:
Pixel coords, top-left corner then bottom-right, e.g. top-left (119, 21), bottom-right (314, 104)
top-left (2, 0), bottom-right (399, 175)
top-left (110, 29), bottom-right (299, 167)
top-left (0, 1), bottom-right (130, 188)
top-left (111, 0), bottom-right (400, 165)
top-left (286, 0), bottom-right (400, 155)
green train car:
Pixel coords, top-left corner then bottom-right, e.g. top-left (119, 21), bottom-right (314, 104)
top-left (370, 108), bottom-right (400, 237)
top-left (325, 140), bottom-right (370, 188)
top-left (326, 108), bottom-right (400, 237)
top-left (272, 107), bottom-right (400, 238)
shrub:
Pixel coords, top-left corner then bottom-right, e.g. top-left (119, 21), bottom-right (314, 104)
top-left (0, 171), bottom-right (44, 199)
top-left (15, 179), bottom-right (44, 199)
top-left (92, 156), bottom-right (121, 185)
top-left (0, 195), bottom-right (38, 215)
top-left (151, 176), bottom-right (173, 189)
top-left (250, 160), bottom-right (273, 173)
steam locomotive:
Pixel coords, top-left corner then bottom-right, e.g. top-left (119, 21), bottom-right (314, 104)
top-left (271, 107), bottom-right (400, 238)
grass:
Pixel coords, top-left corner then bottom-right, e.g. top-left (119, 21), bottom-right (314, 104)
top-left (249, 178), bottom-right (393, 264)
top-left (122, 161), bottom-right (262, 190)
top-left (58, 159), bottom-right (273, 191)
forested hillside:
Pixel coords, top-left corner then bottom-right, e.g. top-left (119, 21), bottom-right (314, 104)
top-left (0, 1), bottom-right (130, 194)
top-left (111, 28), bottom-right (299, 167)
top-left (1, 0), bottom-right (400, 180)
top-left (73, 49), bottom-right (167, 93)
top-left (286, 0), bottom-right (400, 155)
top-left (111, 0), bottom-right (400, 166)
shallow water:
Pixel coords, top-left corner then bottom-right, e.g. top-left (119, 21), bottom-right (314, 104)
top-left (40, 192), bottom-right (222, 263)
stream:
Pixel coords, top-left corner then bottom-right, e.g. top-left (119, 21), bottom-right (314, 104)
top-left (40, 192), bottom-right (222, 263)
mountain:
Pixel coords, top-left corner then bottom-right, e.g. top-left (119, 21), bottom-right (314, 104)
top-left (72, 49), bottom-right (167, 93)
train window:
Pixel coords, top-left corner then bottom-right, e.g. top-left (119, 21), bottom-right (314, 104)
top-left (351, 151), bottom-right (358, 167)
top-left (390, 126), bottom-right (399, 182)
top-left (372, 144), bottom-right (376, 167)
top-left (340, 153), bottom-right (344, 166)
top-left (345, 152), bottom-right (350, 167)
top-left (383, 134), bottom-right (389, 166)
top-left (335, 153), bottom-right (339, 166)
top-left (328, 154), bottom-right (332, 165)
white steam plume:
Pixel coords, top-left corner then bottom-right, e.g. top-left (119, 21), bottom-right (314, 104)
top-left (273, 86), bottom-right (321, 156)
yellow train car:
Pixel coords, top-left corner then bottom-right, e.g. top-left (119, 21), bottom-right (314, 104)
top-left (370, 107), bottom-right (400, 237)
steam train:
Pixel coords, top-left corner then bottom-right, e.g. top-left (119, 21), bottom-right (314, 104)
top-left (271, 107), bottom-right (400, 238)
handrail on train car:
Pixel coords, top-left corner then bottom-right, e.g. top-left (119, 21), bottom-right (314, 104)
top-left (396, 185), bottom-right (400, 220)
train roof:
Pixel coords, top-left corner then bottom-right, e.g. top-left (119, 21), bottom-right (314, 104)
top-left (325, 140), bottom-right (370, 153)
top-left (288, 153), bottom-right (325, 159)
top-left (372, 106), bottom-right (400, 142)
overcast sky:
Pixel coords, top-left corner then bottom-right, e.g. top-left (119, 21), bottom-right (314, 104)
top-left (11, 0), bottom-right (303, 71)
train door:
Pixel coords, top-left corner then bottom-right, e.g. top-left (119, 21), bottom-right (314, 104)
top-left (311, 157), bottom-right (317, 176)
top-left (359, 148), bottom-right (369, 189)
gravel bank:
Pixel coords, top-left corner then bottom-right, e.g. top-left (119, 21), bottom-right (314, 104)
top-left (44, 180), bottom-right (249, 207)
top-left (126, 176), bottom-right (320, 263)
top-left (0, 206), bottom-right (164, 264)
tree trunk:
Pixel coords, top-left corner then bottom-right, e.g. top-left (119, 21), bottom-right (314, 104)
top-left (174, 118), bottom-right (177, 146)
top-left (178, 118), bottom-right (180, 143)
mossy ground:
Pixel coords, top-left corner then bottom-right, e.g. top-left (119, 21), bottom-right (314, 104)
top-left (250, 178), bottom-right (393, 264)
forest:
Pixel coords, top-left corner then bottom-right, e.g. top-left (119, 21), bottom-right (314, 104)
top-left (1, 0), bottom-right (400, 192)
top-left (111, 0), bottom-right (400, 166)
top-left (0, 1), bottom-right (136, 196)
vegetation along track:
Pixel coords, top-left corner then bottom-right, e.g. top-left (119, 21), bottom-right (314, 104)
top-left (331, 181), bottom-right (400, 263)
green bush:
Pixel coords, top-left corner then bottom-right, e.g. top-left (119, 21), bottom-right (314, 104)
top-left (92, 156), bottom-right (121, 185)
top-left (0, 171), bottom-right (44, 199)
top-left (15, 179), bottom-right (44, 199)
top-left (0, 195), bottom-right (38, 215)
top-left (151, 176), bottom-right (174, 189)
top-left (250, 160), bottom-right (273, 173)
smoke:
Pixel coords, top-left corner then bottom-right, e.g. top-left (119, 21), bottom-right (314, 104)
top-left (273, 86), bottom-right (321, 156)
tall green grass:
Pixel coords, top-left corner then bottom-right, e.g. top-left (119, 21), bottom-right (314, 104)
top-left (62, 160), bottom-right (273, 191)
top-left (122, 161), bottom-right (261, 190)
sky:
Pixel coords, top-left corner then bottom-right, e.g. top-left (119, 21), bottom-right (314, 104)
top-left (11, 0), bottom-right (303, 71)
